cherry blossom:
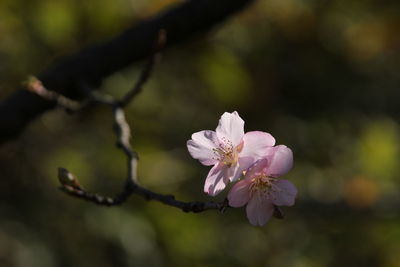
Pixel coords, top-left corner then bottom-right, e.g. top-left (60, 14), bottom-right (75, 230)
top-left (227, 145), bottom-right (297, 226)
top-left (187, 111), bottom-right (275, 196)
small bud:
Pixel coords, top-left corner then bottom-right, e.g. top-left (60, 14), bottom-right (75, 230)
top-left (58, 168), bottom-right (82, 190)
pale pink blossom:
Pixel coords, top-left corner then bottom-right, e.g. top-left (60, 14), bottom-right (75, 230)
top-left (228, 145), bottom-right (297, 226)
top-left (187, 111), bottom-right (275, 196)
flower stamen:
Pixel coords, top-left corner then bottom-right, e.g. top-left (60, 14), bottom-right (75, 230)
top-left (250, 175), bottom-right (277, 194)
top-left (212, 139), bottom-right (240, 167)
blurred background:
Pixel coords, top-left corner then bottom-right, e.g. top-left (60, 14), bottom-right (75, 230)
top-left (1, 0), bottom-right (400, 266)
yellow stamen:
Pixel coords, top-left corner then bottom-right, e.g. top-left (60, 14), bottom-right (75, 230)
top-left (212, 138), bottom-right (241, 167)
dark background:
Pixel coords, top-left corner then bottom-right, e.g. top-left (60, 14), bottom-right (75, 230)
top-left (1, 0), bottom-right (399, 266)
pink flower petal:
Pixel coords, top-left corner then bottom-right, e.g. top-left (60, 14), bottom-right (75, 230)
top-left (228, 156), bottom-right (255, 182)
top-left (246, 193), bottom-right (274, 226)
top-left (270, 180), bottom-right (297, 206)
top-left (226, 163), bottom-right (243, 182)
top-left (216, 111), bottom-right (245, 147)
top-left (240, 131), bottom-right (276, 159)
top-left (187, 130), bottom-right (219, 166)
top-left (264, 145), bottom-right (293, 177)
top-left (227, 179), bottom-right (252, 207)
top-left (244, 158), bottom-right (269, 179)
top-left (204, 163), bottom-right (230, 196)
top-left (213, 158), bottom-right (251, 184)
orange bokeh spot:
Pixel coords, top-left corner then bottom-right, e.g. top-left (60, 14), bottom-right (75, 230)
top-left (343, 176), bottom-right (380, 208)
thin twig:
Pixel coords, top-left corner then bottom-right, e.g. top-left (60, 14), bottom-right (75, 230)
top-left (25, 76), bottom-right (85, 112)
top-left (120, 29), bottom-right (167, 107)
top-left (59, 167), bottom-right (228, 212)
top-left (112, 106), bottom-right (138, 183)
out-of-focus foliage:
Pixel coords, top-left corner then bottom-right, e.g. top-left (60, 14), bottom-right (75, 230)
top-left (1, 0), bottom-right (400, 266)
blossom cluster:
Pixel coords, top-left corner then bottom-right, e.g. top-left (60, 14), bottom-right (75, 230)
top-left (187, 111), bottom-right (297, 226)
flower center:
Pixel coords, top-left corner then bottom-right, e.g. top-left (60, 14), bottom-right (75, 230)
top-left (212, 137), bottom-right (241, 167)
top-left (249, 175), bottom-right (279, 197)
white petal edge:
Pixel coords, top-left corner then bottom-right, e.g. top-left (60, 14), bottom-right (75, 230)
top-left (216, 111), bottom-right (245, 147)
top-left (204, 164), bottom-right (230, 196)
top-left (187, 130), bottom-right (219, 166)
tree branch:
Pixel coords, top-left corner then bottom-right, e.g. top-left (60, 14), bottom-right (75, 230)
top-left (28, 36), bottom-right (284, 218)
top-left (0, 0), bottom-right (254, 145)
top-left (54, 42), bottom-right (230, 213)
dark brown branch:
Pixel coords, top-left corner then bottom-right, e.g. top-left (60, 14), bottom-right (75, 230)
top-left (0, 0), bottom-right (254, 145)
